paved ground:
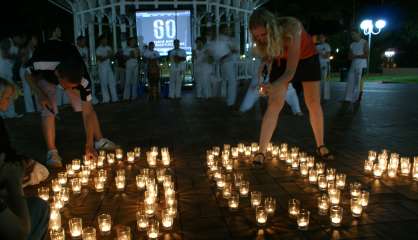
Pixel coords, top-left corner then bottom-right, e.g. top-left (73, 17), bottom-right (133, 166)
top-left (7, 82), bottom-right (418, 239)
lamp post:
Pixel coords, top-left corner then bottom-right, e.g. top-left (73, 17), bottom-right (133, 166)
top-left (360, 19), bottom-right (386, 74)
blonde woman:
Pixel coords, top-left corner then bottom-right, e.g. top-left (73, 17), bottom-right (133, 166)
top-left (250, 9), bottom-right (333, 164)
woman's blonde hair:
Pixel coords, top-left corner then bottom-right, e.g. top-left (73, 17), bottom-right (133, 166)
top-left (249, 9), bottom-right (300, 59)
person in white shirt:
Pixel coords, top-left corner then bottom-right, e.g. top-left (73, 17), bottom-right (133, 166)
top-left (344, 29), bottom-right (368, 103)
top-left (76, 35), bottom-right (98, 104)
top-left (143, 42), bottom-right (161, 99)
top-left (96, 35), bottom-right (118, 103)
top-left (193, 37), bottom-right (212, 99)
top-left (122, 37), bottom-right (140, 100)
top-left (168, 39), bottom-right (187, 99)
top-left (316, 34), bottom-right (331, 100)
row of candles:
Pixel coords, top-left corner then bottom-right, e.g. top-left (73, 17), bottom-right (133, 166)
top-left (206, 143), bottom-right (371, 230)
top-left (41, 147), bottom-right (176, 240)
top-left (364, 150), bottom-right (418, 180)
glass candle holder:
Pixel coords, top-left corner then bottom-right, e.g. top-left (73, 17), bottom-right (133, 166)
top-left (156, 169), bottom-right (166, 183)
top-left (147, 219), bottom-right (159, 239)
top-left (266, 143), bottom-right (273, 152)
top-left (94, 177), bottom-right (104, 192)
top-left (136, 210), bottom-right (148, 231)
top-left (60, 187), bottom-right (69, 203)
top-left (351, 197), bottom-right (363, 217)
top-left (51, 179), bottom-right (62, 193)
top-left (288, 198), bottom-right (300, 217)
top-left (317, 194), bottom-right (330, 215)
top-left (291, 158), bottom-right (299, 170)
top-left (308, 169), bottom-right (318, 184)
top-left (326, 168), bottom-right (336, 181)
top-left (69, 217), bottom-right (83, 238)
top-left (38, 186), bottom-right (50, 201)
top-left (360, 190), bottom-right (370, 207)
top-left (243, 146), bottom-right (251, 157)
top-left (50, 227), bottom-right (65, 240)
top-left (237, 143), bottom-right (245, 153)
top-left (57, 172), bottom-right (67, 185)
top-left (239, 180), bottom-right (249, 197)
top-left (330, 206), bottom-right (343, 227)
top-left (72, 159), bottom-right (81, 171)
top-left (400, 157), bottom-right (411, 176)
top-left (222, 182), bottom-right (232, 199)
top-left (264, 197), bottom-right (276, 215)
top-left (115, 148), bottom-right (123, 160)
top-left (162, 208), bottom-right (174, 229)
top-left (387, 164), bottom-right (397, 178)
top-left (134, 147), bottom-right (141, 157)
top-left (328, 188), bottom-right (341, 205)
top-left (373, 163), bottom-right (383, 178)
top-left (167, 200), bottom-right (177, 216)
top-left (364, 159), bottom-right (374, 173)
top-left (98, 213), bottom-right (111, 235)
top-left (251, 191), bottom-right (262, 208)
top-left (300, 162), bottom-right (309, 177)
top-left (126, 151), bottom-right (135, 163)
top-left (116, 226), bottom-right (131, 240)
top-left (318, 175), bottom-right (327, 191)
top-left (307, 156), bottom-right (315, 168)
top-left (336, 173), bottom-right (346, 189)
top-left (272, 146), bottom-right (279, 157)
top-left (136, 175), bottom-right (146, 190)
top-left (256, 206), bottom-right (268, 226)
top-left (97, 169), bottom-right (107, 183)
top-left (280, 143), bottom-right (288, 153)
top-left (162, 155), bottom-right (171, 166)
top-left (82, 227), bottom-right (96, 240)
top-left (107, 153), bottom-right (115, 165)
top-left (49, 207), bottom-right (62, 230)
top-left (216, 173), bottom-right (226, 189)
top-left (297, 209), bottom-right (310, 230)
top-left (66, 163), bottom-right (75, 177)
top-left (316, 162), bottom-right (325, 175)
top-left (146, 152), bottom-right (157, 167)
top-left (228, 192), bottom-right (239, 211)
top-left (231, 147), bottom-right (239, 158)
top-left (115, 175), bottom-right (125, 191)
top-left (53, 194), bottom-right (63, 210)
top-left (233, 172), bottom-right (243, 187)
top-left (368, 150), bottom-right (377, 161)
top-left (97, 156), bottom-right (105, 168)
top-left (350, 182), bottom-right (362, 197)
top-left (71, 178), bottom-right (82, 194)
top-left (145, 202), bottom-right (156, 217)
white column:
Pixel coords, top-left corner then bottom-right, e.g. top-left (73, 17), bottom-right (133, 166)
top-left (215, 1), bottom-right (220, 40)
top-left (88, 22), bottom-right (96, 65)
top-left (120, 0), bottom-right (127, 48)
top-left (98, 18), bottom-right (103, 35)
top-left (111, 0), bottom-right (117, 51)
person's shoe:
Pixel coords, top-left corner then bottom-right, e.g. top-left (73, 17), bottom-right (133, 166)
top-left (94, 138), bottom-right (119, 151)
top-left (46, 149), bottom-right (63, 168)
top-left (252, 152), bottom-right (266, 168)
top-left (316, 145), bottom-right (334, 161)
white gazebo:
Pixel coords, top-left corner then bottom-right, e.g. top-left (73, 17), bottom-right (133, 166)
top-left (48, 0), bottom-right (267, 65)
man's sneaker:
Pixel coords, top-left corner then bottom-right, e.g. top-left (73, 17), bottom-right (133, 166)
top-left (46, 149), bottom-right (63, 168)
top-left (94, 138), bottom-right (118, 151)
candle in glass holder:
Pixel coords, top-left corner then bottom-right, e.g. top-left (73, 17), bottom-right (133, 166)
top-left (317, 194), bottom-right (330, 215)
top-left (216, 173), bottom-right (226, 189)
top-left (351, 197), bottom-right (363, 217)
top-left (134, 147), bottom-right (141, 157)
top-left (107, 153), bottom-right (115, 165)
top-left (280, 143), bottom-right (288, 153)
top-left (222, 182), bottom-right (232, 199)
top-left (368, 150), bottom-right (377, 161)
top-left (400, 157), bottom-right (411, 176)
top-left (360, 190), bottom-right (369, 207)
top-left (264, 197), bottom-right (276, 215)
top-left (228, 193), bottom-right (239, 211)
top-left (233, 172), bottom-right (243, 187)
top-left (300, 162), bottom-right (308, 177)
top-left (364, 159), bottom-right (374, 173)
top-left (251, 142), bottom-right (259, 153)
top-left (145, 202), bottom-right (155, 217)
top-left (350, 182), bottom-right (362, 197)
top-left (251, 191), bottom-right (262, 208)
top-left (291, 147), bottom-right (299, 159)
top-left (330, 206), bottom-right (343, 227)
top-left (308, 169), bottom-right (318, 184)
top-left (239, 180), bottom-right (249, 197)
top-left (59, 187), bottom-right (69, 203)
top-left (51, 179), bottom-right (62, 193)
top-left (237, 143), bottom-right (245, 153)
top-left (50, 227), bottom-right (65, 240)
top-left (272, 146), bottom-right (279, 157)
top-left (291, 158), bottom-right (299, 170)
top-left (378, 156), bottom-right (388, 171)
top-left (97, 156), bottom-right (105, 168)
top-left (162, 155), bottom-right (171, 166)
top-left (69, 218), bottom-right (82, 238)
top-left (71, 178), bottom-right (82, 194)
top-left (97, 169), bottom-right (107, 183)
top-left (156, 169), bottom-right (166, 183)
top-left (115, 175), bottom-right (125, 191)
top-left (167, 200), bottom-right (177, 216)
top-left (145, 190), bottom-right (156, 204)
top-left (231, 147), bottom-right (239, 158)
top-left (373, 163), bottom-right (383, 178)
top-left (256, 206), bottom-right (267, 226)
top-left (146, 152), bottom-right (157, 167)
top-left (57, 172), bottom-right (67, 185)
top-left (336, 173), bottom-right (346, 189)
top-left (115, 148), bottom-right (123, 160)
top-left (94, 177), bottom-right (104, 192)
top-left (318, 175), bottom-right (327, 191)
top-left (162, 208), bottom-right (174, 229)
top-left (82, 226), bottom-right (96, 240)
top-left (49, 207), bottom-right (61, 230)
top-left (288, 198), bottom-right (300, 217)
top-left (116, 226), bottom-right (131, 240)
top-left (136, 210), bottom-right (148, 231)
top-left (66, 163), bottom-right (75, 177)
top-left (98, 214), bottom-right (111, 235)
top-left (326, 168), bottom-right (336, 181)
top-left (279, 151), bottom-right (287, 160)
top-left (72, 159), bottom-right (81, 171)
top-left (136, 175), bottom-right (146, 190)
top-left (413, 158), bottom-right (418, 181)
top-left (147, 219), bottom-right (159, 239)
top-left (307, 156), bottom-right (315, 168)
top-left (297, 209), bottom-right (310, 230)
top-left (126, 151), bottom-right (135, 163)
top-left (53, 194), bottom-right (63, 209)
top-left (80, 174), bottom-right (89, 186)
top-left (329, 188), bottom-right (341, 205)
top-left (224, 158), bottom-right (233, 172)
top-left (316, 162), bottom-right (325, 175)
top-left (266, 143), bottom-right (273, 152)
top-left (38, 186), bottom-right (50, 201)
top-left (244, 146), bottom-right (252, 157)
top-left (388, 164), bottom-right (397, 178)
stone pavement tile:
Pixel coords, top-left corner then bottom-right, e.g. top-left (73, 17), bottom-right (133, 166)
top-left (324, 224), bottom-right (384, 240)
top-left (182, 217), bottom-right (229, 240)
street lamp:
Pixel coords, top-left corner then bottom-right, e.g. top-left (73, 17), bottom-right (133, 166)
top-left (360, 19), bottom-right (386, 73)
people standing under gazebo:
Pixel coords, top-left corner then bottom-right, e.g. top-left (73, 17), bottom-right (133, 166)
top-left (168, 39), bottom-right (186, 99)
top-left (123, 37), bottom-right (140, 100)
top-left (193, 37), bottom-right (212, 99)
top-left (96, 35), bottom-right (119, 103)
top-left (143, 42), bottom-right (160, 100)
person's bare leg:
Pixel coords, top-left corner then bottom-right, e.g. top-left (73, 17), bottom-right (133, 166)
top-left (91, 110), bottom-right (104, 141)
top-left (42, 116), bottom-right (56, 151)
top-left (302, 81), bottom-right (324, 147)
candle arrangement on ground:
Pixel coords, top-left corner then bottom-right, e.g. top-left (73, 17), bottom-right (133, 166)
top-left (38, 146), bottom-right (177, 239)
top-left (205, 142), bottom-right (373, 230)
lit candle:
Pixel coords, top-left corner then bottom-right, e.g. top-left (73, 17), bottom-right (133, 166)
top-left (297, 209), bottom-right (310, 230)
top-left (351, 197), bottom-right (363, 217)
top-left (134, 147), bottom-right (141, 157)
top-left (266, 143), bottom-right (273, 152)
top-left (237, 143), bottom-right (245, 153)
top-left (326, 168), bottom-right (336, 181)
top-left (162, 155), bottom-right (171, 166)
top-left (288, 198), bottom-right (300, 217)
top-left (145, 202), bottom-right (155, 217)
top-left (329, 188), bottom-right (341, 205)
top-left (136, 175), bottom-right (146, 190)
top-left (256, 206), bottom-right (267, 226)
top-left (291, 147), bottom-right (299, 159)
top-left (300, 162), bottom-right (308, 177)
top-left (49, 227), bottom-right (65, 240)
top-left (233, 172), bottom-right (243, 187)
top-left (94, 177), bottom-right (104, 192)
top-left (71, 178), bottom-right (82, 194)
top-left (59, 187), bottom-right (69, 203)
top-left (251, 142), bottom-right (259, 153)
top-left (244, 146), bottom-right (251, 157)
top-left (317, 194), bottom-right (330, 215)
top-left (216, 174), bottom-right (226, 189)
top-left (72, 159), bottom-right (81, 171)
top-left (222, 182), bottom-right (232, 199)
top-left (388, 165), bottom-right (397, 178)
top-left (264, 197), bottom-right (276, 215)
top-left (98, 169), bottom-right (107, 183)
top-left (82, 226), bottom-right (96, 240)
top-left (156, 169), bottom-right (166, 183)
top-left (66, 164), bottom-right (75, 177)
top-left (53, 194), bottom-right (63, 210)
top-left (364, 159), bottom-right (374, 173)
top-left (80, 174), bottom-right (89, 186)
top-left (330, 206), bottom-right (343, 227)
top-left (316, 162), bottom-right (325, 175)
top-left (360, 190), bottom-right (369, 207)
top-left (272, 146), bottom-right (279, 157)
top-left (280, 143), bottom-right (288, 153)
top-left (146, 152), bottom-right (157, 167)
top-left (400, 157), bottom-right (411, 176)
top-left (115, 148), bottom-right (123, 160)
top-left (69, 218), bottom-right (82, 238)
top-left (307, 156), bottom-right (315, 168)
top-left (107, 153), bottom-right (115, 165)
top-left (116, 226), bottom-right (131, 240)
top-left (57, 172), bottom-right (67, 185)
top-left (251, 191), bottom-right (262, 208)
top-left (309, 169), bottom-right (318, 184)
top-left (136, 210), bottom-right (148, 231)
top-left (239, 180), bottom-right (249, 197)
top-left (350, 182), bottom-right (362, 197)
top-left (291, 158), bottom-right (299, 170)
top-left (368, 150), bottom-right (377, 161)
top-left (51, 179), bottom-right (62, 193)
top-left (161, 208), bottom-right (174, 229)
top-left (115, 175), bottom-right (125, 191)
top-left (38, 187), bottom-right (50, 201)
top-left (147, 219), bottom-right (159, 239)
top-left (228, 193), bottom-right (239, 211)
top-left (49, 207), bottom-right (61, 230)
top-left (167, 200), bottom-right (177, 216)
top-left (231, 147), bottom-right (239, 158)
top-left (318, 175), bottom-right (327, 191)
top-left (373, 163), bottom-right (383, 178)
top-left (97, 156), bottom-right (105, 168)
top-left (336, 173), bottom-right (346, 189)
top-left (98, 214), bottom-right (112, 235)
